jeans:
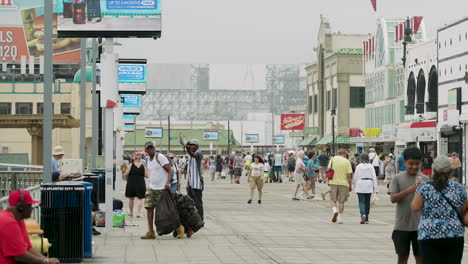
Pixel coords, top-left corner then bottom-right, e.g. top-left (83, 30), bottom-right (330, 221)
top-left (170, 182), bottom-right (178, 193)
top-left (187, 187), bottom-right (204, 220)
top-left (357, 193), bottom-right (371, 220)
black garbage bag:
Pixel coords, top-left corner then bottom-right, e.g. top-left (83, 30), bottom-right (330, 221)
top-left (155, 190), bottom-right (180, 236)
top-left (175, 193), bottom-right (204, 232)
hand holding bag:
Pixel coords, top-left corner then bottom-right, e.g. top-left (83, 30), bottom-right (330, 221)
top-left (325, 158), bottom-right (334, 180)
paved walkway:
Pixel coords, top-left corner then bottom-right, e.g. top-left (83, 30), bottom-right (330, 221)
top-left (88, 176), bottom-right (468, 264)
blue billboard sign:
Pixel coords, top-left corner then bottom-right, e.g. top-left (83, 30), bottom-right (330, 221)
top-left (145, 127), bottom-right (163, 138)
top-left (245, 134), bottom-right (259, 143)
top-left (121, 95), bottom-right (141, 108)
top-left (118, 64), bottom-right (146, 83)
top-left (107, 0), bottom-right (159, 10)
top-left (203, 131), bottom-right (219, 141)
top-left (123, 114), bottom-right (135, 120)
top-left (274, 136), bottom-right (285, 144)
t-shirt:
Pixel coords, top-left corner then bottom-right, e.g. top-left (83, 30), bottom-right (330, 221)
top-left (397, 156), bottom-right (406, 171)
top-left (250, 162), bottom-right (264, 177)
top-left (274, 154), bottom-right (282, 167)
top-left (389, 172), bottom-right (429, 231)
top-left (0, 210), bottom-right (33, 264)
top-left (52, 157), bottom-right (59, 173)
top-left (215, 157), bottom-right (223, 172)
top-left (369, 152), bottom-right (380, 167)
top-left (294, 158), bottom-right (305, 175)
top-left (234, 156), bottom-right (243, 169)
top-left (416, 180), bottom-right (467, 240)
top-left (263, 163), bottom-right (271, 172)
top-left (318, 154), bottom-right (329, 167)
top-left (187, 149), bottom-right (204, 190)
top-left (328, 156), bottom-right (352, 187)
top-left (147, 153), bottom-right (170, 190)
top-left (306, 159), bottom-right (316, 177)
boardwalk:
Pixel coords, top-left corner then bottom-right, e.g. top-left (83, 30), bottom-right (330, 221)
top-left (88, 178), bottom-right (468, 264)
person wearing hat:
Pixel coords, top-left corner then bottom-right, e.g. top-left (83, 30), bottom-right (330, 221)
top-left (411, 156), bottom-right (468, 263)
top-left (141, 141), bottom-right (173, 239)
top-left (51, 146), bottom-right (65, 174)
top-left (184, 139), bottom-right (205, 220)
top-left (0, 190), bottom-right (60, 264)
top-left (368, 148), bottom-right (381, 178)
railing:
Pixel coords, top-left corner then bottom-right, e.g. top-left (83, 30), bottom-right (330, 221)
top-left (0, 171), bottom-right (43, 197)
top-left (0, 184), bottom-right (41, 222)
top-left (0, 163), bottom-right (43, 172)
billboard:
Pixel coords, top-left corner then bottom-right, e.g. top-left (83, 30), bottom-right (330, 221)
top-left (124, 123), bottom-right (134, 132)
top-left (122, 114), bottom-right (135, 123)
top-left (0, 0), bottom-right (80, 63)
top-left (121, 94), bottom-right (141, 114)
top-left (145, 127), bottom-right (163, 138)
top-left (280, 114), bottom-right (305, 130)
top-left (118, 60), bottom-right (147, 94)
top-left (273, 136), bottom-right (285, 144)
top-left (245, 134), bottom-right (259, 143)
top-left (203, 131), bottom-right (219, 141)
top-left (56, 0), bottom-right (162, 38)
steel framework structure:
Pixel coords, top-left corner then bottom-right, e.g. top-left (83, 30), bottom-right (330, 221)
top-left (140, 64), bottom-right (306, 121)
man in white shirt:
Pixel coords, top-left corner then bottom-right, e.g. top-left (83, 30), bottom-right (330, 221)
top-left (368, 148), bottom-right (380, 178)
top-left (141, 141), bottom-right (172, 239)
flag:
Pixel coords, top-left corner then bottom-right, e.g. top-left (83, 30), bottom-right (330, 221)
top-left (370, 0), bottom-right (377, 12)
top-left (399, 23), bottom-right (404, 41)
top-left (106, 99), bottom-right (117, 108)
top-left (363, 41), bottom-right (367, 55)
top-left (395, 25), bottom-right (399, 42)
top-left (413, 16), bottom-right (423, 34)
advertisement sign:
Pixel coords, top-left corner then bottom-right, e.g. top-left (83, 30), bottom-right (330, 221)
top-left (273, 136), bottom-right (285, 144)
top-left (245, 134), bottom-right (259, 143)
top-left (304, 127), bottom-right (318, 135)
top-left (280, 114), bottom-right (305, 130)
top-left (145, 127), bottom-right (163, 138)
top-left (122, 114), bottom-right (135, 123)
top-left (124, 123), bottom-right (134, 132)
top-left (0, 0), bottom-right (81, 63)
top-left (203, 131), bottom-right (219, 141)
top-left (118, 60), bottom-right (147, 94)
top-left (121, 94), bottom-right (141, 114)
top-left (56, 0), bottom-right (162, 38)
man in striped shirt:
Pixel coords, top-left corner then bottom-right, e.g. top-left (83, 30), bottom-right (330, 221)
top-left (185, 139), bottom-right (204, 220)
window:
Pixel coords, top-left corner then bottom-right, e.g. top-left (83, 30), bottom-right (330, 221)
top-left (16, 103), bottom-right (33, 115)
top-left (332, 89), bottom-right (337, 108)
top-left (0, 103), bottom-right (11, 115)
top-left (313, 95), bottom-right (318, 113)
top-left (61, 103), bottom-right (71, 114)
top-left (327, 90), bottom-right (331, 110)
top-left (350, 87), bottom-right (365, 108)
top-left (37, 103), bottom-right (54, 115)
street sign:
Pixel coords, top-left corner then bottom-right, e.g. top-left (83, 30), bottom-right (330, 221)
top-left (169, 137), bottom-right (178, 140)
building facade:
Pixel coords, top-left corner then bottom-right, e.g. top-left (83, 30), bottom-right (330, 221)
top-left (305, 16), bottom-right (367, 154)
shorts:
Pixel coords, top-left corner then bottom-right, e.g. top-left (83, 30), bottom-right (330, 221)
top-left (308, 176), bottom-right (316, 186)
top-left (274, 166), bottom-right (282, 173)
top-left (229, 169), bottom-right (235, 176)
top-left (234, 168), bottom-right (242, 176)
top-left (330, 184), bottom-right (349, 203)
top-left (249, 176), bottom-right (264, 191)
top-left (144, 189), bottom-right (163, 208)
top-left (263, 172), bottom-right (269, 178)
top-left (319, 166), bottom-right (328, 174)
top-left (392, 230), bottom-right (420, 256)
top-left (288, 167), bottom-right (295, 172)
top-left (294, 173), bottom-right (305, 185)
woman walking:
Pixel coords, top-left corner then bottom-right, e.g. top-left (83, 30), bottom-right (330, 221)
top-left (353, 153), bottom-right (378, 224)
top-left (383, 153), bottom-right (396, 190)
top-left (209, 156), bottom-right (216, 181)
top-left (248, 156), bottom-right (265, 204)
top-left (292, 151), bottom-right (311, 200)
top-left (411, 156), bottom-right (468, 264)
top-left (124, 154), bottom-right (148, 218)
top-left (215, 154), bottom-right (224, 179)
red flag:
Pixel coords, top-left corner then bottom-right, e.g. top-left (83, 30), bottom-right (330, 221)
top-left (395, 25), bottom-right (399, 42)
top-left (399, 23), bottom-right (404, 41)
top-left (370, 0), bottom-right (377, 11)
top-left (413, 16), bottom-right (423, 34)
top-left (106, 100), bottom-right (117, 108)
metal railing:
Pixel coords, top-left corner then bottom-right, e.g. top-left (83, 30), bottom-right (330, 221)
top-left (0, 163), bottom-right (43, 172)
top-left (0, 184), bottom-right (41, 222)
top-left (0, 163), bottom-right (43, 197)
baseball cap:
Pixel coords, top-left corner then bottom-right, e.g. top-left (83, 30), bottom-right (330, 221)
top-left (144, 141), bottom-right (155, 149)
top-left (369, 148), bottom-right (375, 152)
top-left (188, 139), bottom-right (199, 145)
top-left (8, 189), bottom-right (40, 206)
top-left (432, 156), bottom-right (452, 173)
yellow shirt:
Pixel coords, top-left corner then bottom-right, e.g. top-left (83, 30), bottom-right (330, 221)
top-left (328, 156), bottom-right (352, 187)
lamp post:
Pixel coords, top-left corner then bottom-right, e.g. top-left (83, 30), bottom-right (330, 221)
top-left (401, 17), bottom-right (413, 68)
top-left (331, 107), bottom-right (336, 154)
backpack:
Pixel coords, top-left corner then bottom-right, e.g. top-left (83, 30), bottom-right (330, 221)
top-left (245, 160), bottom-right (252, 170)
top-left (288, 157), bottom-right (295, 170)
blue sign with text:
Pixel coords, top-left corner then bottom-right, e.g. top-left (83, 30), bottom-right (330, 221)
top-left (123, 114), bottom-right (135, 120)
top-left (107, 0), bottom-right (158, 10)
top-left (121, 95), bottom-right (141, 108)
top-left (118, 64), bottom-right (146, 83)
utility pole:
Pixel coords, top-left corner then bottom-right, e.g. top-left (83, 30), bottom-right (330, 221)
top-left (227, 120), bottom-right (230, 154)
top-left (168, 115), bottom-right (171, 153)
top-left (80, 38), bottom-right (87, 172)
top-left (42, 0), bottom-right (53, 183)
top-left (91, 38), bottom-right (98, 170)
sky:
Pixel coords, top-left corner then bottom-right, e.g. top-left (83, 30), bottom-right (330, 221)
top-left (116, 0), bottom-right (468, 64)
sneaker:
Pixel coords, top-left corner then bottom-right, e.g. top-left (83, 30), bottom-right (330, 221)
top-left (292, 196), bottom-right (300, 201)
top-left (247, 199), bottom-right (252, 204)
top-left (258, 200), bottom-right (261, 204)
top-left (321, 192), bottom-right (326, 200)
top-left (360, 215), bottom-right (366, 225)
top-left (141, 231), bottom-right (156, 239)
top-left (337, 214), bottom-right (343, 224)
top-left (307, 195), bottom-right (315, 200)
top-left (365, 220), bottom-right (369, 224)
top-left (92, 228), bottom-right (101, 236)
top-left (331, 207), bottom-right (338, 223)
top-left (313, 196), bottom-right (322, 201)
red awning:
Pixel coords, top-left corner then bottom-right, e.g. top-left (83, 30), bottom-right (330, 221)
top-left (410, 121), bottom-right (436, 128)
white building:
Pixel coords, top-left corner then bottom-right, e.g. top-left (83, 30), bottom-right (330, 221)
top-left (437, 17), bottom-right (468, 183)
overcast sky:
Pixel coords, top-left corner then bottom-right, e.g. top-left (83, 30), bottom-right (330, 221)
top-left (116, 0), bottom-right (468, 64)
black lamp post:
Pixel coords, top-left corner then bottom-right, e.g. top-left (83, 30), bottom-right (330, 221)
top-left (331, 107), bottom-right (336, 154)
top-left (402, 17), bottom-right (413, 68)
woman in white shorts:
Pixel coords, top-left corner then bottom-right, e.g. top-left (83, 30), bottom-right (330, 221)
top-left (292, 151), bottom-right (311, 200)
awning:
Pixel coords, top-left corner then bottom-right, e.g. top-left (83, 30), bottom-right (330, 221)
top-left (298, 137), bottom-right (317, 146)
top-left (315, 135), bottom-right (350, 146)
top-left (411, 121), bottom-right (436, 128)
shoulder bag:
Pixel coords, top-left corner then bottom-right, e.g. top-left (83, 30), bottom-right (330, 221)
top-left (326, 158), bottom-right (334, 180)
top-left (431, 183), bottom-right (464, 224)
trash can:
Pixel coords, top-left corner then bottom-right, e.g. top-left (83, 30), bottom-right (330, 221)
top-left (91, 169), bottom-right (105, 203)
top-left (40, 182), bottom-right (84, 263)
top-left (82, 173), bottom-right (99, 211)
top-left (78, 181), bottom-right (93, 258)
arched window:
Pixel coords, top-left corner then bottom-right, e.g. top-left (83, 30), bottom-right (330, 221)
top-left (426, 66), bottom-right (438, 112)
top-left (416, 69), bottom-right (426, 114)
top-left (406, 72), bottom-right (416, 115)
